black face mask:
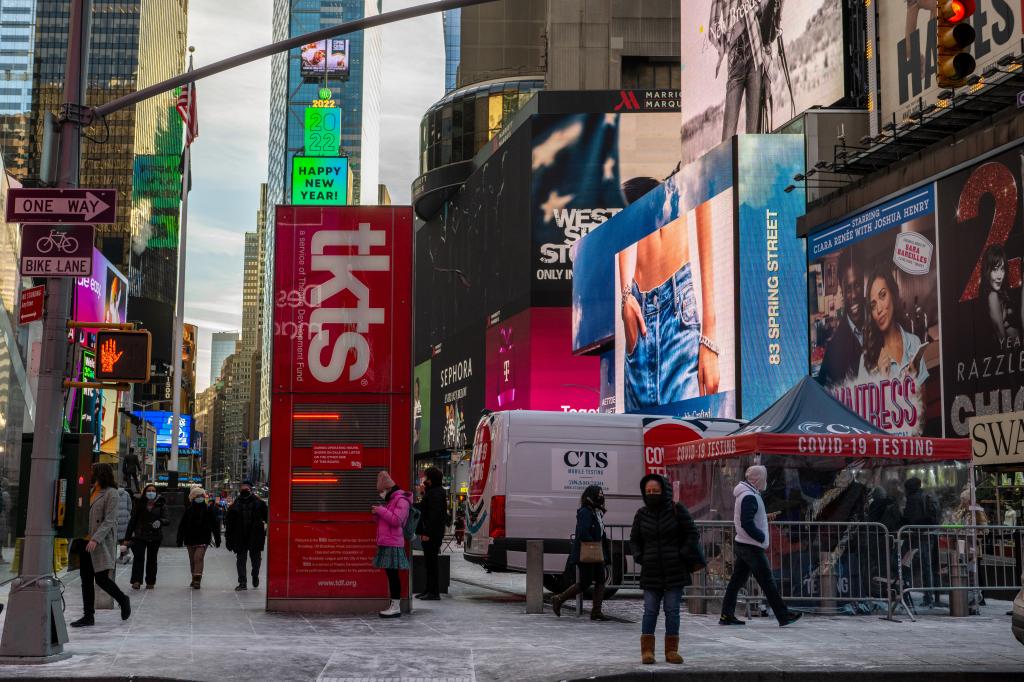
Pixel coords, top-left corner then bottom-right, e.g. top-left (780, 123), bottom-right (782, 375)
top-left (643, 493), bottom-right (664, 510)
top-left (240, 490), bottom-right (251, 498)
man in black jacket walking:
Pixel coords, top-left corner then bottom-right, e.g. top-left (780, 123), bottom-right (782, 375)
top-left (225, 481), bottom-right (268, 591)
top-left (416, 467), bottom-right (447, 600)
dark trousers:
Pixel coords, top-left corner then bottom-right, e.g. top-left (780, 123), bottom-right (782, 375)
top-left (80, 548), bottom-right (127, 615)
top-left (130, 539), bottom-right (160, 586)
top-left (385, 568), bottom-right (401, 599)
top-left (722, 542), bottom-right (790, 623)
top-left (422, 538), bottom-right (441, 594)
top-left (236, 546), bottom-right (262, 585)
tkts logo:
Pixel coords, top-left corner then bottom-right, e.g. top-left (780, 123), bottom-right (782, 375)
top-left (307, 222), bottom-right (389, 383)
top-left (613, 90), bottom-right (680, 112)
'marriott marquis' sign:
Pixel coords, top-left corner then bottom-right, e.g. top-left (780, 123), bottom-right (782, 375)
top-left (291, 156), bottom-right (349, 205)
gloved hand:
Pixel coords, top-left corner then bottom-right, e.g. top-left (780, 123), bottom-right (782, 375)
top-left (151, 520), bottom-right (160, 529)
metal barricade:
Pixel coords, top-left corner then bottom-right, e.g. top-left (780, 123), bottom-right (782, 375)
top-left (896, 525), bottom-right (1023, 618)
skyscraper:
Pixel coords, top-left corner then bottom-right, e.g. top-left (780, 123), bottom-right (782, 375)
top-left (0, 0), bottom-right (37, 179)
top-left (210, 331), bottom-right (239, 386)
top-left (442, 7), bottom-right (460, 93)
top-left (260, 0), bottom-right (382, 438)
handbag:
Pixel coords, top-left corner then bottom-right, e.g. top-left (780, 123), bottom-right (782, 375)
top-left (579, 541), bottom-right (604, 564)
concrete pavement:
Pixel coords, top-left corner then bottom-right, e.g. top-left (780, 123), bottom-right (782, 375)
top-left (0, 545), bottom-right (1020, 681)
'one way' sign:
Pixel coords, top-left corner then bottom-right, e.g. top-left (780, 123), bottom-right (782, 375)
top-left (6, 188), bottom-right (117, 224)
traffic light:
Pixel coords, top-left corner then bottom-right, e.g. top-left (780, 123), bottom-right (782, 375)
top-left (936, 0), bottom-right (977, 88)
top-left (94, 329), bottom-right (152, 383)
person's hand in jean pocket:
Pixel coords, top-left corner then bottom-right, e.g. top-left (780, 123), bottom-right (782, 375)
top-left (623, 296), bottom-right (646, 354)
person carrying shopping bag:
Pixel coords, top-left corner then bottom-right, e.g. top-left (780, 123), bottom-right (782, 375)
top-left (551, 485), bottom-right (611, 621)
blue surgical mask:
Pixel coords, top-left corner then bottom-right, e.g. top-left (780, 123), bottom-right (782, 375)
top-left (194, 497), bottom-right (205, 505)
top-left (145, 491), bottom-right (156, 500)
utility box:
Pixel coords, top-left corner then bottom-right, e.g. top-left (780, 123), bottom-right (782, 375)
top-left (16, 433), bottom-right (95, 541)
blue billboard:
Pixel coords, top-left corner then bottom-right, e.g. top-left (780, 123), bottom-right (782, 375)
top-left (737, 135), bottom-right (809, 417)
top-left (132, 410), bottom-right (191, 448)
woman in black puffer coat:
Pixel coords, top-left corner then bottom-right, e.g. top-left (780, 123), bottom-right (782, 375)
top-left (176, 487), bottom-right (221, 589)
top-left (630, 474), bottom-right (702, 666)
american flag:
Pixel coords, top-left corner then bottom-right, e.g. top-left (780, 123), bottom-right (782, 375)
top-left (176, 81), bottom-right (198, 146)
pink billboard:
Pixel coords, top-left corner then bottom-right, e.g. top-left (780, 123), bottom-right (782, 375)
top-left (485, 308), bottom-right (599, 413)
top-left (74, 248), bottom-right (128, 331)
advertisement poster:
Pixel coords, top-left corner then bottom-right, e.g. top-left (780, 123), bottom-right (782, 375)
top-left (132, 410), bottom-right (192, 448)
top-left (737, 135), bottom-right (808, 417)
top-left (484, 307), bottom-right (600, 414)
top-left (937, 144), bottom-right (1024, 436)
top-left (269, 523), bottom-right (388, 599)
top-left (413, 361), bottom-right (431, 454)
top-left (530, 112), bottom-right (681, 304)
top-left (680, 0), bottom-right (844, 165)
top-left (430, 329), bottom-right (485, 452)
top-left (74, 249), bottom-right (128, 333)
top-left (877, 0), bottom-right (1021, 124)
top-left (809, 186), bottom-right (941, 436)
top-left (300, 39), bottom-right (350, 80)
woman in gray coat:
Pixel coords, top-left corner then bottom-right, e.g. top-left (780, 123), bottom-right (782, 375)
top-left (71, 463), bottom-right (131, 627)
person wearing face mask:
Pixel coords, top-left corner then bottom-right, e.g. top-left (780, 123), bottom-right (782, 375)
top-left (414, 467), bottom-right (447, 600)
top-left (125, 483), bottom-right (167, 590)
top-left (551, 485), bottom-right (610, 621)
top-left (70, 463), bottom-right (131, 627)
top-left (225, 481), bottom-right (268, 591)
top-left (630, 474), bottom-right (703, 665)
top-left (720, 465), bottom-right (801, 628)
top-left (373, 470), bottom-right (413, 618)
top-left (176, 487), bottom-right (221, 589)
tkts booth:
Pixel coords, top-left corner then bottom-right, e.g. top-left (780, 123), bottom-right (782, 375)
top-left (664, 377), bottom-right (971, 610)
top-left (268, 206), bottom-right (413, 613)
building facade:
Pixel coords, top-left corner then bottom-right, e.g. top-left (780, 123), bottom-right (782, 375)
top-left (261, 0), bottom-right (382, 440)
top-left (441, 7), bottom-right (460, 93)
top-left (210, 331), bottom-right (238, 386)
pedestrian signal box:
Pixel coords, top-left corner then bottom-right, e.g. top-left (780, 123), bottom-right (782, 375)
top-left (94, 329), bottom-right (151, 383)
top-left (936, 0), bottom-right (977, 88)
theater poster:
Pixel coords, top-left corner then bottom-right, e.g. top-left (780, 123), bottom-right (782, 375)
top-left (808, 186), bottom-right (942, 436)
top-left (937, 145), bottom-right (1024, 437)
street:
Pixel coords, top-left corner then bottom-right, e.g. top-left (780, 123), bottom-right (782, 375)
top-left (0, 547), bottom-right (1021, 681)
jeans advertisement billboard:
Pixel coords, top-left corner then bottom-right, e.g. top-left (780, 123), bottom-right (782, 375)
top-left (737, 135), bottom-right (808, 417)
top-left (809, 186), bottom-right (941, 436)
top-left (936, 145), bottom-right (1024, 437)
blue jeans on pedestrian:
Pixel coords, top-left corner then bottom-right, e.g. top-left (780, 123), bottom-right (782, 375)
top-left (625, 264), bottom-right (700, 413)
top-left (642, 587), bottom-right (682, 636)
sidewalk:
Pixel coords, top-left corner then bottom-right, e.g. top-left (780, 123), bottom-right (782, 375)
top-left (0, 547), bottom-right (1021, 681)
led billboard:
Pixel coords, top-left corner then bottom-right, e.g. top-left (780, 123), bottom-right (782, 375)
top-left (679, 0), bottom-right (844, 165)
top-left (132, 410), bottom-right (192, 448)
top-left (808, 186), bottom-right (941, 436)
top-left (300, 39), bottom-right (350, 80)
top-left (291, 157), bottom-right (349, 205)
top-left (304, 107), bottom-right (340, 157)
top-left (74, 248), bottom-right (128, 332)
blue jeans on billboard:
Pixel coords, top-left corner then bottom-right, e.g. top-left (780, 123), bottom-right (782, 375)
top-left (625, 264), bottom-right (700, 412)
top-left (642, 587), bottom-right (682, 636)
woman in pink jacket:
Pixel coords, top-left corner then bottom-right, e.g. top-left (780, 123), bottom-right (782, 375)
top-left (372, 470), bottom-right (412, 618)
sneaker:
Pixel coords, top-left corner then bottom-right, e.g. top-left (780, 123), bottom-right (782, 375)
top-left (719, 615), bottom-right (746, 626)
top-left (779, 612), bottom-right (802, 627)
top-left (379, 599), bottom-right (401, 619)
top-left (145, 584), bottom-right (155, 590)
top-left (70, 615), bottom-right (95, 628)
top-left (120, 598), bottom-right (131, 621)
top-left (131, 582), bottom-right (141, 590)
top-left (235, 584), bottom-right (247, 591)
top-left (417, 593), bottom-right (440, 601)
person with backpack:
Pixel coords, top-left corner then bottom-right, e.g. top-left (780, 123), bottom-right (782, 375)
top-left (902, 477), bottom-right (943, 607)
top-left (630, 473), bottom-right (704, 665)
top-left (373, 470), bottom-right (413, 618)
top-left (551, 485), bottom-right (611, 620)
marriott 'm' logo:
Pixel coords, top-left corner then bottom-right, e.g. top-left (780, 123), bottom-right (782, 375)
top-left (614, 90), bottom-right (641, 111)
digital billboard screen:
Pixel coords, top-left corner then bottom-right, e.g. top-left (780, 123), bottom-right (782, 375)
top-left (132, 410), bottom-right (192, 448)
top-left (679, 0), bottom-right (844, 165)
top-left (291, 156), bottom-right (349, 205)
top-left (300, 39), bottom-right (350, 80)
top-left (808, 185), bottom-right (941, 436)
top-left (74, 248), bottom-right (128, 333)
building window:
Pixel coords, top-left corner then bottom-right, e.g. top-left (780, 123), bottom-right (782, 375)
top-left (621, 57), bottom-right (680, 90)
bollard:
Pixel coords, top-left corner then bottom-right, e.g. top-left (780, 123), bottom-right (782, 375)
top-left (949, 542), bottom-right (969, 617)
top-left (526, 540), bottom-right (544, 614)
top-left (819, 551), bottom-right (836, 611)
top-left (686, 584), bottom-right (706, 615)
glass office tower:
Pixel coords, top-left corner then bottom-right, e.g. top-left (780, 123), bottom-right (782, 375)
top-left (442, 8), bottom-right (460, 94)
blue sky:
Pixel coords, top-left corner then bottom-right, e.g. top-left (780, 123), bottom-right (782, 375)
top-left (185, 0), bottom-right (444, 390)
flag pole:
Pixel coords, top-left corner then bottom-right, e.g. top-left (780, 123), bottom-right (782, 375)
top-left (168, 47), bottom-right (195, 487)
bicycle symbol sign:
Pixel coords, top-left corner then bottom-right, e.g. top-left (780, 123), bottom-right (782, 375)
top-left (19, 224), bottom-right (93, 277)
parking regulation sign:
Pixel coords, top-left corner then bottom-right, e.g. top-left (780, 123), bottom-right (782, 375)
top-left (20, 224), bottom-right (93, 277)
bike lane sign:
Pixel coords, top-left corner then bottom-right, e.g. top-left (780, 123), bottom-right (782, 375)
top-left (20, 224), bottom-right (93, 277)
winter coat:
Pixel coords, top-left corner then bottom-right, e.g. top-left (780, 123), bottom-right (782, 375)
top-left (733, 481), bottom-right (769, 549)
top-left (629, 474), bottom-right (701, 591)
top-left (374, 486), bottom-right (412, 548)
top-left (225, 494), bottom-right (268, 552)
top-left (416, 484), bottom-right (447, 542)
top-left (86, 487), bottom-right (120, 573)
top-left (115, 487), bottom-right (132, 543)
top-left (902, 487), bottom-right (939, 527)
top-left (126, 494), bottom-right (167, 544)
top-left (568, 505), bottom-right (609, 567)
top-left (867, 496), bottom-right (902, 533)
top-left (177, 502), bottom-right (222, 547)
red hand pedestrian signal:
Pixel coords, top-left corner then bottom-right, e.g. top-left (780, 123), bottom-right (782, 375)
top-left (94, 330), bottom-right (152, 383)
top-left (99, 337), bottom-right (124, 374)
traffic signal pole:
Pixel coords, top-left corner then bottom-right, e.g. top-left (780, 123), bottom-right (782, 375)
top-left (0, 0), bottom-right (498, 662)
top-left (0, 0), bottom-right (90, 661)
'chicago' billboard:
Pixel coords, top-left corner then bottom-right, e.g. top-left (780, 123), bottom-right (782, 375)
top-left (269, 206), bottom-right (412, 610)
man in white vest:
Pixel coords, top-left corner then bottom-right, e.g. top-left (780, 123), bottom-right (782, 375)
top-left (719, 465), bottom-right (801, 627)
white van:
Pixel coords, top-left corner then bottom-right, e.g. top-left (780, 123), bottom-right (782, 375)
top-left (464, 410), bottom-right (742, 592)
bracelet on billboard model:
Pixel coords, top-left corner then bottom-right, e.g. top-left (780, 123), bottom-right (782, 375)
top-left (620, 284), bottom-right (632, 314)
top-left (699, 335), bottom-right (720, 355)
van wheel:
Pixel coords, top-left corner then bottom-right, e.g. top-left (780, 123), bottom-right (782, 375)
top-left (544, 567), bottom-right (617, 599)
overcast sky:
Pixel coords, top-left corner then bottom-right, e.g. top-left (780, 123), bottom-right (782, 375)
top-left (185, 0), bottom-right (444, 390)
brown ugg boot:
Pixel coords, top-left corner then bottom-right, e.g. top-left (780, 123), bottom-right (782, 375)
top-left (665, 635), bottom-right (683, 664)
top-left (641, 634), bottom-right (656, 664)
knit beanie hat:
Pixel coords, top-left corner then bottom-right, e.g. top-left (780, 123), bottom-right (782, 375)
top-left (188, 486), bottom-right (207, 502)
top-left (377, 470), bottom-right (396, 494)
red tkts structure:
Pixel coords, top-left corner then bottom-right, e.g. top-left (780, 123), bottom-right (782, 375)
top-left (268, 206), bottom-right (413, 613)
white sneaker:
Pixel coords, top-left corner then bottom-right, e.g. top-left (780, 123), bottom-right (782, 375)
top-left (378, 599), bottom-right (401, 618)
